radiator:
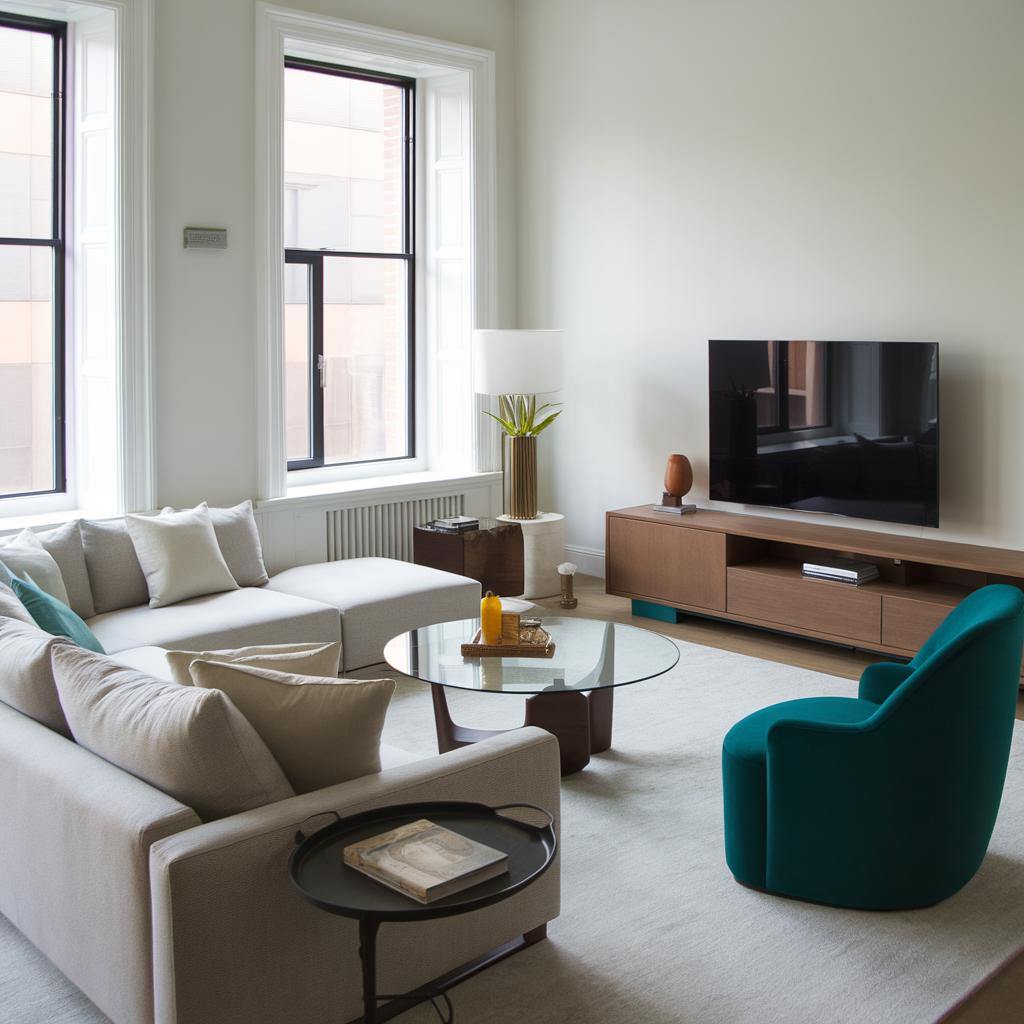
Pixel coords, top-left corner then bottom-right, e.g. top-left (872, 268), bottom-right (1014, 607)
top-left (326, 495), bottom-right (465, 562)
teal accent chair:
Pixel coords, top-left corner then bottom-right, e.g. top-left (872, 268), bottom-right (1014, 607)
top-left (722, 584), bottom-right (1024, 910)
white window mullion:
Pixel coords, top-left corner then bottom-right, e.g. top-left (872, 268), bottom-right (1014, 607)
top-left (73, 8), bottom-right (117, 513)
top-left (423, 72), bottom-right (471, 471)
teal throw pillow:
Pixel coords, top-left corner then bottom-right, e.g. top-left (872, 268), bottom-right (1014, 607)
top-left (10, 574), bottom-right (106, 654)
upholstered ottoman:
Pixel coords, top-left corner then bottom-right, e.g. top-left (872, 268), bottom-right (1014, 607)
top-left (265, 557), bottom-right (481, 670)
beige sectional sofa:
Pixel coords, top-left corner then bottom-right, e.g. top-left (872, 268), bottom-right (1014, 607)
top-left (2, 503), bottom-right (481, 669)
top-left (0, 505), bottom-right (562, 1024)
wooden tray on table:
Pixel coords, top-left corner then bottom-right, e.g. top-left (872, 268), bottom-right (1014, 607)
top-left (461, 628), bottom-right (555, 659)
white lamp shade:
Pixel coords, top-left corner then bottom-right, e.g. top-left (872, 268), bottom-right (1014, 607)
top-left (472, 329), bottom-right (563, 395)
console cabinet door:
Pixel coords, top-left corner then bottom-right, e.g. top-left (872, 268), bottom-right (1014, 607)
top-left (607, 518), bottom-right (726, 611)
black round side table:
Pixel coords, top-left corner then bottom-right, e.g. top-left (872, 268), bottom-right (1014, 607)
top-left (288, 801), bottom-right (557, 1024)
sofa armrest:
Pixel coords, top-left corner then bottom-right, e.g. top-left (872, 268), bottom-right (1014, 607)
top-left (149, 727), bottom-right (561, 1024)
top-left (0, 700), bottom-right (200, 1024)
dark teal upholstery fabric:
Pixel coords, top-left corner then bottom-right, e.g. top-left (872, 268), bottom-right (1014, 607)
top-left (721, 584), bottom-right (1024, 910)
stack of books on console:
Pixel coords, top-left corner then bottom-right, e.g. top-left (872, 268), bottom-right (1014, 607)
top-left (430, 516), bottom-right (480, 534)
top-left (653, 503), bottom-right (697, 515)
top-left (802, 558), bottom-right (881, 585)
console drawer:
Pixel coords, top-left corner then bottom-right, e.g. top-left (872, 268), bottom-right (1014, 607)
top-left (727, 563), bottom-right (881, 645)
top-left (881, 594), bottom-right (958, 652)
top-left (607, 518), bottom-right (726, 611)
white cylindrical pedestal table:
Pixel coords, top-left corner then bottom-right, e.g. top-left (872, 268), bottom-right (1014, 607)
top-left (497, 512), bottom-right (565, 599)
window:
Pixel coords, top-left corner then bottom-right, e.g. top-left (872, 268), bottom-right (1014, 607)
top-left (256, 9), bottom-right (496, 500)
top-left (0, 13), bottom-right (65, 499)
top-left (0, 0), bottom-right (151, 520)
top-left (283, 60), bottom-right (414, 472)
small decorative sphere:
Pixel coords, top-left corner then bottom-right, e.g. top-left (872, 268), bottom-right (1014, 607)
top-left (557, 562), bottom-right (577, 575)
top-left (664, 454), bottom-right (693, 497)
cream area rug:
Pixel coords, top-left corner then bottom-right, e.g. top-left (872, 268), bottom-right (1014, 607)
top-left (3, 638), bottom-right (1024, 1024)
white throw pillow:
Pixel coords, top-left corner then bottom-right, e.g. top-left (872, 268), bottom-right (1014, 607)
top-left (163, 500), bottom-right (269, 588)
top-left (51, 645), bottom-right (295, 821)
top-left (165, 641), bottom-right (342, 687)
top-left (0, 530), bottom-right (71, 608)
top-left (125, 503), bottom-right (239, 608)
top-left (189, 660), bottom-right (395, 794)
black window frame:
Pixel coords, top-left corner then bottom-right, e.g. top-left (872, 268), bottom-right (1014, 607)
top-left (283, 58), bottom-right (416, 473)
top-left (0, 11), bottom-right (67, 498)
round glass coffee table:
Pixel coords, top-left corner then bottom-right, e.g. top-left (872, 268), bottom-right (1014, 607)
top-left (383, 617), bottom-right (679, 775)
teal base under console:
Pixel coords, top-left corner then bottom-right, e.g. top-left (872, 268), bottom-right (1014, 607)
top-left (631, 599), bottom-right (682, 623)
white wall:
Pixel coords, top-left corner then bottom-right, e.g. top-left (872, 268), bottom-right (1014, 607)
top-left (151, 0), bottom-right (517, 508)
top-left (515, 0), bottom-right (1024, 567)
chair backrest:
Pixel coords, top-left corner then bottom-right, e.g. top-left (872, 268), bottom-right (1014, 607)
top-left (910, 583), bottom-right (1024, 672)
top-left (867, 584), bottom-right (1024, 887)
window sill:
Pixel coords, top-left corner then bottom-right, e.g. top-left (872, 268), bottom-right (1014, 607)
top-left (0, 505), bottom-right (120, 536)
top-left (256, 469), bottom-right (503, 515)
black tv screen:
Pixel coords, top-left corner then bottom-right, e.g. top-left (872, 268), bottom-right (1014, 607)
top-left (709, 340), bottom-right (938, 528)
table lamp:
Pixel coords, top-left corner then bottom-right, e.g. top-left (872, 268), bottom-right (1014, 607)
top-left (472, 329), bottom-right (563, 520)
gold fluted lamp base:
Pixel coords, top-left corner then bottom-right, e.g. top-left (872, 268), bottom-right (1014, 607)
top-left (503, 435), bottom-right (539, 520)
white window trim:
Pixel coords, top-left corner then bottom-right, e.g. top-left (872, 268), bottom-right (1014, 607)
top-left (254, 3), bottom-right (498, 501)
top-left (0, 0), bottom-right (153, 521)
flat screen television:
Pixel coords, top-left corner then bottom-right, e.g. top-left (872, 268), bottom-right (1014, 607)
top-left (709, 340), bottom-right (939, 528)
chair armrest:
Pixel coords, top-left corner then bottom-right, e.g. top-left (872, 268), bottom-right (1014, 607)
top-left (149, 727), bottom-right (561, 1024)
top-left (857, 661), bottom-right (914, 704)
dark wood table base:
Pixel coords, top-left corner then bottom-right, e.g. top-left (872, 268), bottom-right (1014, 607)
top-left (430, 683), bottom-right (615, 776)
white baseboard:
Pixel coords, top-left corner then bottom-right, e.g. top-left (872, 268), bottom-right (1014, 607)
top-left (564, 543), bottom-right (605, 579)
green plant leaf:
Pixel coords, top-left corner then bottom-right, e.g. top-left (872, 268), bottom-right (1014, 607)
top-left (530, 410), bottom-right (562, 434)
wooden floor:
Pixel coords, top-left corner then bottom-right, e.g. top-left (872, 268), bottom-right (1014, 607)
top-left (528, 574), bottom-right (1024, 1024)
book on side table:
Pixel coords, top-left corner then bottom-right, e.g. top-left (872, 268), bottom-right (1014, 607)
top-left (343, 819), bottom-right (509, 903)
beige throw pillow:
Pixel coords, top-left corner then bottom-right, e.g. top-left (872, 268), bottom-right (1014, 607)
top-left (125, 503), bottom-right (239, 608)
top-left (33, 519), bottom-right (95, 619)
top-left (80, 518), bottom-right (150, 614)
top-left (0, 530), bottom-right (71, 608)
top-left (51, 645), bottom-right (295, 821)
top-left (0, 615), bottom-right (74, 737)
top-left (189, 660), bottom-right (395, 794)
top-left (209, 501), bottom-right (270, 587)
top-left (0, 580), bottom-right (37, 626)
top-left (165, 641), bottom-right (341, 687)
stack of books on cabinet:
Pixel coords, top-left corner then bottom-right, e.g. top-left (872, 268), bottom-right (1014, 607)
top-left (802, 558), bottom-right (881, 586)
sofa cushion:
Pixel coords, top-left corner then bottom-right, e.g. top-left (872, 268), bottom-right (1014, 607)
top-left (10, 576), bottom-right (106, 653)
top-left (0, 579), bottom-right (37, 626)
top-left (0, 615), bottom-right (74, 737)
top-left (265, 557), bottom-right (480, 670)
top-left (51, 645), bottom-right (296, 822)
top-left (32, 519), bottom-right (96, 619)
top-left (126, 504), bottom-right (239, 608)
top-left (80, 518), bottom-right (150, 614)
top-left (189, 661), bottom-right (394, 793)
top-left (165, 641), bottom-right (341, 687)
top-left (108, 646), bottom-right (175, 680)
top-left (0, 530), bottom-right (72, 607)
top-left (86, 586), bottom-right (341, 655)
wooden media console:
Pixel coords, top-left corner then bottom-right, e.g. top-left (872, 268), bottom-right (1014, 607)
top-left (605, 506), bottom-right (1024, 664)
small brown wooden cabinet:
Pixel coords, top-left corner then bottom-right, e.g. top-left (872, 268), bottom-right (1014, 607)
top-left (606, 506), bottom-right (1024, 665)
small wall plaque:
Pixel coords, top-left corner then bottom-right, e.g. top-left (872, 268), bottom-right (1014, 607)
top-left (183, 227), bottom-right (227, 249)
